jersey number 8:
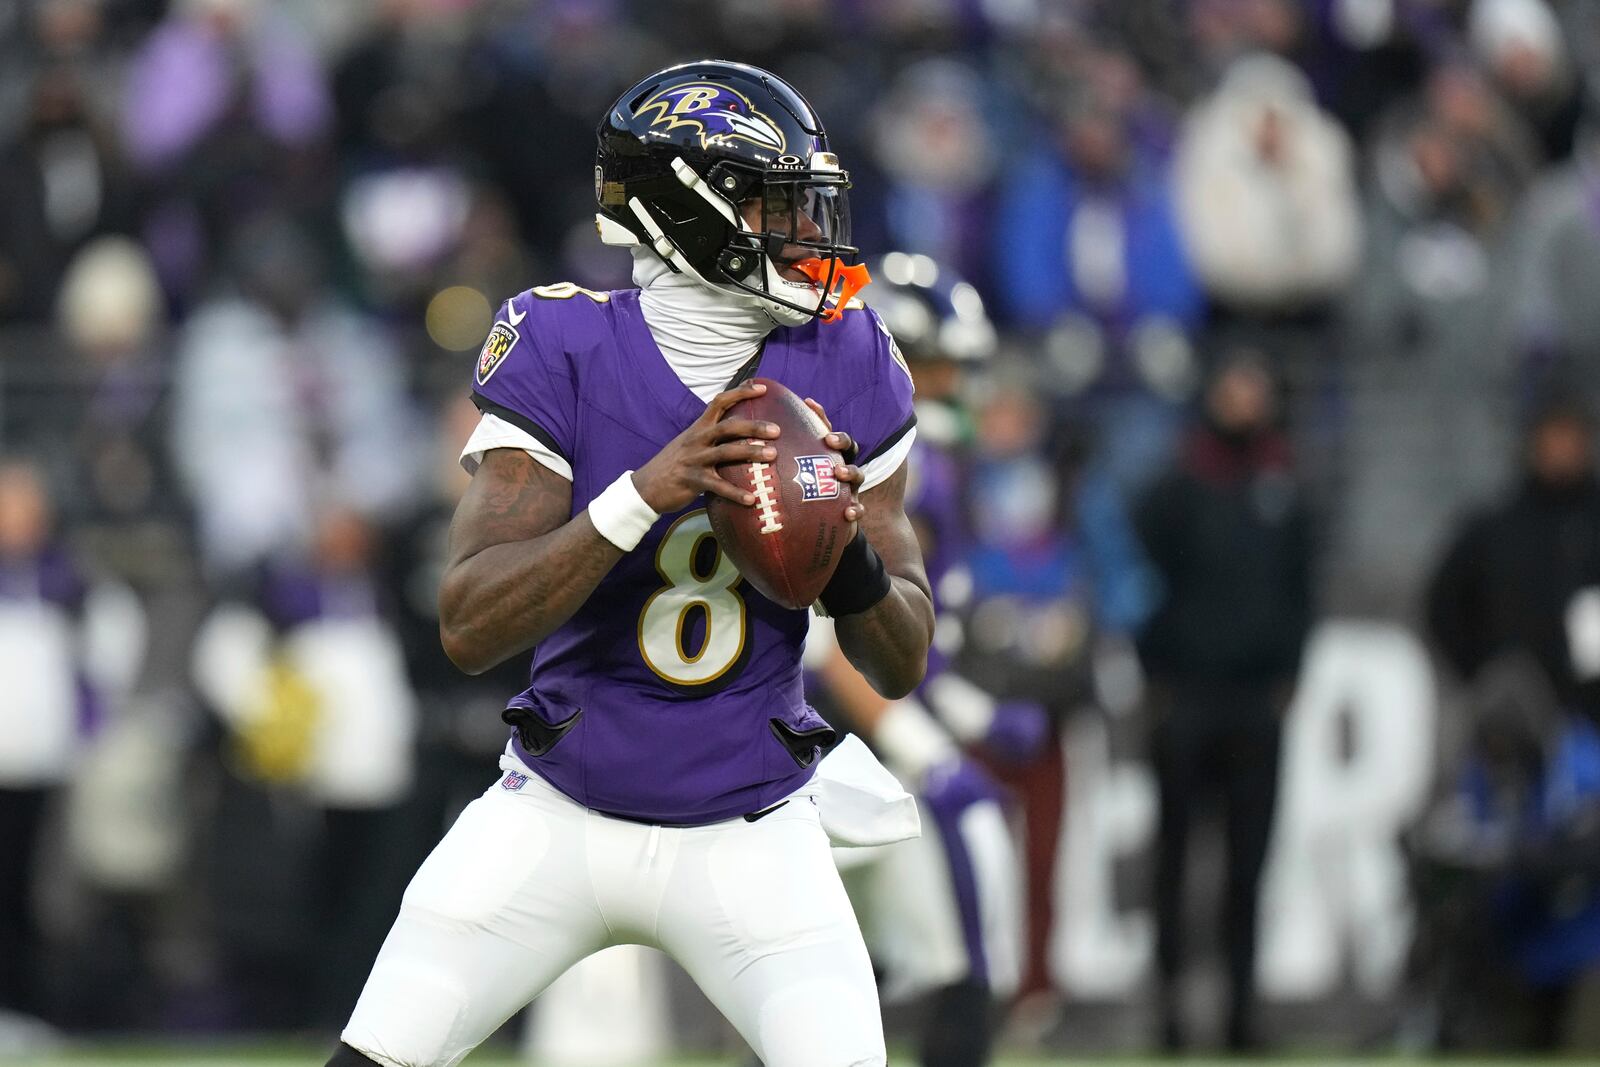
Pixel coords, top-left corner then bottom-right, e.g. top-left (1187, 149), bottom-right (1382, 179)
top-left (638, 510), bottom-right (747, 688)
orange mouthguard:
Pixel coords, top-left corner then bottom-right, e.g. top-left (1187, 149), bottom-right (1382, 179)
top-left (793, 259), bottom-right (872, 323)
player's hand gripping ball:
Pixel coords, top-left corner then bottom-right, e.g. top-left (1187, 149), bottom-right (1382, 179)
top-left (705, 378), bottom-right (863, 610)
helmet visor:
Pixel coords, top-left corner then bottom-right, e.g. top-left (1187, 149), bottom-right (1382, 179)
top-left (752, 171), bottom-right (854, 277)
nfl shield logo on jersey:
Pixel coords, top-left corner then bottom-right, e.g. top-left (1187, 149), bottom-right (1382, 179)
top-left (501, 771), bottom-right (529, 791)
top-left (793, 455), bottom-right (840, 501)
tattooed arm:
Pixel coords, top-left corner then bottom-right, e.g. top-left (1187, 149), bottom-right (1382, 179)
top-left (831, 461), bottom-right (935, 699)
top-left (437, 449), bottom-right (618, 675)
top-left (438, 381), bottom-right (778, 675)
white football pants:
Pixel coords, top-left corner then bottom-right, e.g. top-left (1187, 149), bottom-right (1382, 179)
top-left (341, 758), bottom-right (886, 1067)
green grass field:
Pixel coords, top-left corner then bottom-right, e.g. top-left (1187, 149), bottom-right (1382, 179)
top-left (18, 1063), bottom-right (1524, 1067)
top-left (0, 1062), bottom-right (1081, 1067)
top-left (0, 1045), bottom-right (1087, 1065)
top-left (0, 1051), bottom-right (1565, 1067)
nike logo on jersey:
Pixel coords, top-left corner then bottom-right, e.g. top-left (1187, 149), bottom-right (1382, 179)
top-left (506, 303), bottom-right (527, 326)
top-left (743, 800), bottom-right (789, 823)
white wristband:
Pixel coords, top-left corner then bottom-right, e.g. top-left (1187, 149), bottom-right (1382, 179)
top-left (874, 697), bottom-right (958, 784)
top-left (588, 471), bottom-right (660, 552)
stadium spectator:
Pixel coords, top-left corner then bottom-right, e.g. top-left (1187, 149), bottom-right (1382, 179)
top-left (0, 57), bottom-right (134, 325)
top-left (1407, 656), bottom-right (1600, 1050)
top-left (1509, 122), bottom-right (1600, 386)
top-left (122, 0), bottom-right (334, 304)
top-left (855, 60), bottom-right (998, 293)
top-left (189, 503), bottom-right (419, 1027)
top-left (1174, 53), bottom-right (1362, 317)
top-left (121, 0), bottom-right (331, 173)
top-left (958, 375), bottom-right (1143, 1020)
top-left (992, 81), bottom-right (1200, 337)
top-left (1427, 399), bottom-right (1600, 726)
top-left (329, 3), bottom-right (513, 316)
top-left (1422, 59), bottom-right (1540, 217)
top-left (53, 237), bottom-right (190, 560)
top-left (1188, 0), bottom-right (1306, 77)
top-left (994, 72), bottom-right (1203, 494)
top-left (1469, 0), bottom-right (1580, 163)
top-left (1288, 0), bottom-right (1433, 140)
top-left (1011, 17), bottom-right (1180, 158)
top-left (0, 460), bottom-right (96, 1021)
top-left (1133, 353), bottom-right (1312, 1052)
top-left (1330, 97), bottom-right (1524, 615)
top-left (169, 217), bottom-right (419, 577)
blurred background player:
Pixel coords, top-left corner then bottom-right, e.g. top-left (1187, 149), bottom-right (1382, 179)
top-left (806, 253), bottom-right (1042, 1067)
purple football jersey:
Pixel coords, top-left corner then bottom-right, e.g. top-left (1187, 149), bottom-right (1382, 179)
top-left (904, 435), bottom-right (967, 681)
top-left (470, 286), bottom-right (916, 825)
top-left (905, 436), bottom-right (965, 595)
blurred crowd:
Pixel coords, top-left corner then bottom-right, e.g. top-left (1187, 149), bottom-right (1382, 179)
top-left (5, 0), bottom-right (1600, 1056)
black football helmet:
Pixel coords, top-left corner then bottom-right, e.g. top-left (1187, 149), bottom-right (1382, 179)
top-left (863, 252), bottom-right (996, 364)
top-left (595, 60), bottom-right (868, 325)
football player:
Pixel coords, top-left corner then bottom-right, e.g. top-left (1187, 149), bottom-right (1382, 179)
top-left (326, 61), bottom-right (932, 1067)
top-left (807, 255), bottom-right (1045, 1067)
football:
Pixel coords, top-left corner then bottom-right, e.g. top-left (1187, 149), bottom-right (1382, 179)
top-left (705, 377), bottom-right (853, 610)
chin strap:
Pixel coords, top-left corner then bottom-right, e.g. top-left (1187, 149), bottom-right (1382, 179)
top-left (793, 258), bottom-right (872, 323)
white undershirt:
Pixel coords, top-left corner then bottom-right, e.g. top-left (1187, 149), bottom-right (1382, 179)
top-left (633, 248), bottom-right (773, 402)
top-left (461, 249), bottom-right (915, 488)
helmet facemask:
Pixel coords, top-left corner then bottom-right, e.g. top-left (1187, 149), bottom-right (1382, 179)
top-left (720, 158), bottom-right (860, 324)
top-left (601, 152), bottom-right (868, 326)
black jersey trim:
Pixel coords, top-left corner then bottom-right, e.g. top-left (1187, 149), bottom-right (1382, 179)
top-left (859, 411), bottom-right (917, 465)
top-left (722, 339), bottom-right (769, 391)
top-left (769, 718), bottom-right (838, 768)
top-left (503, 705), bottom-right (583, 757)
top-left (471, 393), bottom-right (571, 464)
